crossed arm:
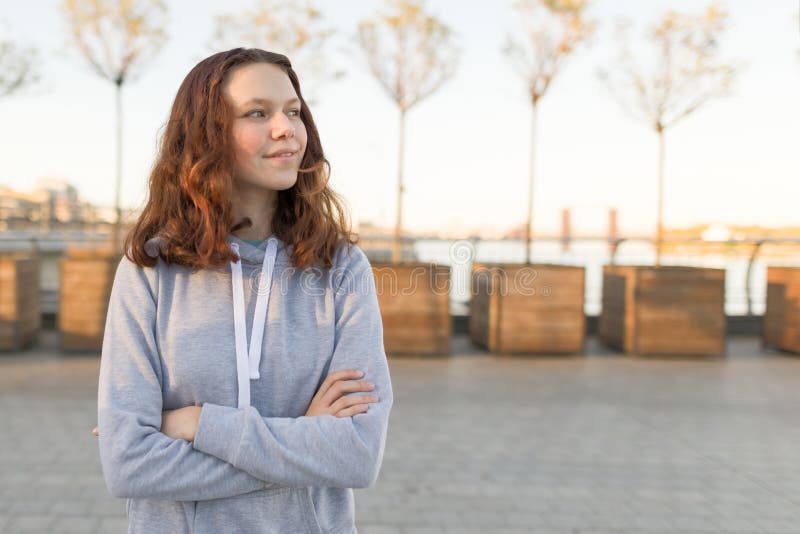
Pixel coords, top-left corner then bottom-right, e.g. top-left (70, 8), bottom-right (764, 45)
top-left (94, 368), bottom-right (377, 445)
top-left (97, 252), bottom-right (392, 500)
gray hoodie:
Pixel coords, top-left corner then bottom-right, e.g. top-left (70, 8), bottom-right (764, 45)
top-left (97, 233), bottom-right (393, 534)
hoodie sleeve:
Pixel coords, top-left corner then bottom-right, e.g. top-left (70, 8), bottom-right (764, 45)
top-left (192, 244), bottom-right (394, 489)
top-left (97, 256), bottom-right (270, 500)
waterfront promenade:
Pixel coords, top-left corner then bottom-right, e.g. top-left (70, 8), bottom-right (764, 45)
top-left (1, 331), bottom-right (799, 533)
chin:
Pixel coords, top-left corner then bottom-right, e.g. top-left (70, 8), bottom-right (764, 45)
top-left (233, 175), bottom-right (298, 193)
top-left (275, 180), bottom-right (298, 191)
top-left (275, 173), bottom-right (299, 189)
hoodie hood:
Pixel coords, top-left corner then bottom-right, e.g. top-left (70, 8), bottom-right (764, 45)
top-left (143, 233), bottom-right (295, 267)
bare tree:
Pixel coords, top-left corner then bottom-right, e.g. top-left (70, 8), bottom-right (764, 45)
top-left (503, 0), bottom-right (593, 265)
top-left (0, 24), bottom-right (40, 97)
top-left (61, 0), bottom-right (168, 251)
top-left (598, 3), bottom-right (737, 266)
top-left (357, 0), bottom-right (460, 263)
top-left (210, 0), bottom-right (342, 106)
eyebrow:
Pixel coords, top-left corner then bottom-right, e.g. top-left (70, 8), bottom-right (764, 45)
top-left (241, 97), bottom-right (301, 107)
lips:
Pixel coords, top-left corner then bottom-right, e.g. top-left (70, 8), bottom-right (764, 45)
top-left (266, 148), bottom-right (298, 158)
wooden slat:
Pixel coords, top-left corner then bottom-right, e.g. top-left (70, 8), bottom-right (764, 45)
top-left (373, 262), bottom-right (451, 356)
top-left (600, 266), bottom-right (725, 356)
top-left (0, 254), bottom-right (41, 351)
top-left (764, 267), bottom-right (800, 353)
top-left (470, 263), bottom-right (585, 354)
top-left (59, 254), bottom-right (121, 352)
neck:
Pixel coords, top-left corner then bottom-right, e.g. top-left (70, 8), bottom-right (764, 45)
top-left (230, 183), bottom-right (278, 240)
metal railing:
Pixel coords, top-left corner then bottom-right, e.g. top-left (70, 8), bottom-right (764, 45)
top-left (360, 235), bottom-right (800, 317)
top-left (3, 231), bottom-right (799, 318)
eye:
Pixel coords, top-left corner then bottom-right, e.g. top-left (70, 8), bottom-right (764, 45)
top-left (287, 108), bottom-right (301, 117)
top-left (245, 109), bottom-right (266, 118)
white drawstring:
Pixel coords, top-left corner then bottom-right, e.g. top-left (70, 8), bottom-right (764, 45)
top-left (229, 238), bottom-right (278, 409)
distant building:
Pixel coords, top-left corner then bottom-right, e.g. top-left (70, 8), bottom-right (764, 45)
top-left (0, 178), bottom-right (127, 232)
top-left (0, 186), bottom-right (41, 229)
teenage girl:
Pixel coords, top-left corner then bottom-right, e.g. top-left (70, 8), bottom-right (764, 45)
top-left (94, 48), bottom-right (392, 533)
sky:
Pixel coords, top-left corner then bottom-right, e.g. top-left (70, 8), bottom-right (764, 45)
top-left (0, 0), bottom-right (798, 237)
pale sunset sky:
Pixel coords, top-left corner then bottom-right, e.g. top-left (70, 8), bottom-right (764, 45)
top-left (0, 0), bottom-right (798, 237)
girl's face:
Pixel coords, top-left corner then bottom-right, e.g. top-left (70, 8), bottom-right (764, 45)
top-left (224, 62), bottom-right (308, 194)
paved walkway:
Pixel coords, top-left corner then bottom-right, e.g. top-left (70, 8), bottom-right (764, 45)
top-left (1, 332), bottom-right (799, 533)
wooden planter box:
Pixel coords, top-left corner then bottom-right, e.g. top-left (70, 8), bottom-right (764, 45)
top-left (599, 265), bottom-right (726, 356)
top-left (763, 267), bottom-right (800, 354)
top-left (371, 262), bottom-right (451, 356)
top-left (59, 250), bottom-right (122, 352)
top-left (469, 263), bottom-right (585, 354)
top-left (0, 253), bottom-right (41, 351)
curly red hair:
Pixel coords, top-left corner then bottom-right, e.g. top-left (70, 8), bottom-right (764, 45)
top-left (124, 48), bottom-right (357, 270)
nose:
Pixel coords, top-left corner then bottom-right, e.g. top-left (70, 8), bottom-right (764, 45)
top-left (270, 111), bottom-right (294, 139)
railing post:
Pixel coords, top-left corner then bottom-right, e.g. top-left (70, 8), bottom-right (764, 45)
top-left (745, 240), bottom-right (764, 318)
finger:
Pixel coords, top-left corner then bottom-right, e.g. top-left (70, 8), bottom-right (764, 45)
top-left (322, 380), bottom-right (363, 407)
top-left (318, 369), bottom-right (364, 398)
top-left (317, 369), bottom-right (364, 400)
top-left (330, 395), bottom-right (379, 413)
top-left (325, 380), bottom-right (375, 405)
top-left (335, 403), bottom-right (369, 418)
top-left (92, 427), bottom-right (99, 437)
top-left (323, 380), bottom-right (374, 408)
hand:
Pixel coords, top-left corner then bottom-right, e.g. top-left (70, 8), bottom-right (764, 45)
top-left (91, 406), bottom-right (203, 442)
top-left (305, 369), bottom-right (379, 418)
top-left (161, 406), bottom-right (203, 442)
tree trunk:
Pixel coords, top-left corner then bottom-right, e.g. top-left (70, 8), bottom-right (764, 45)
top-left (111, 79), bottom-right (123, 253)
top-left (392, 107), bottom-right (406, 263)
top-left (524, 102), bottom-right (538, 265)
top-left (655, 126), bottom-right (665, 267)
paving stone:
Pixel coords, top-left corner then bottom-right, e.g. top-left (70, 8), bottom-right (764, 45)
top-left (96, 517), bottom-right (128, 533)
top-left (50, 498), bottom-right (94, 516)
top-left (355, 525), bottom-right (403, 534)
top-left (56, 516), bottom-right (101, 533)
top-left (7, 514), bottom-right (56, 532)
